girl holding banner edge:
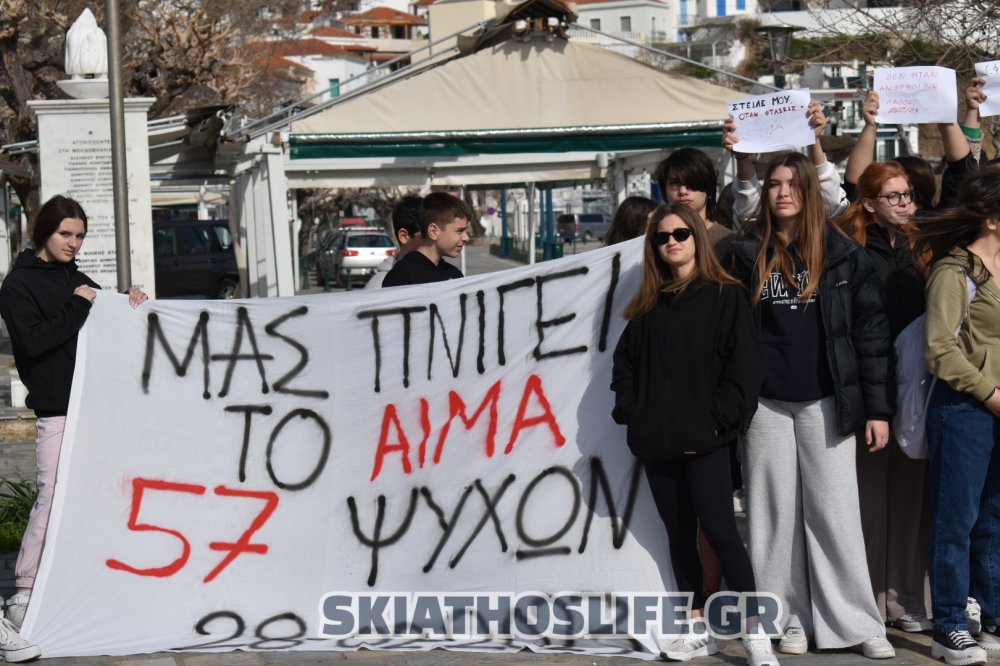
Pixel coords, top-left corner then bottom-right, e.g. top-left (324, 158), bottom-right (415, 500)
top-left (0, 195), bottom-right (147, 661)
top-left (723, 108), bottom-right (896, 657)
top-left (610, 203), bottom-right (777, 665)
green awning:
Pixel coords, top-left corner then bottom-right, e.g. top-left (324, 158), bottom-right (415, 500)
top-left (290, 127), bottom-right (723, 159)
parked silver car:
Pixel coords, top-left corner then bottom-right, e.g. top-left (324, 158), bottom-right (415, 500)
top-left (317, 229), bottom-right (396, 286)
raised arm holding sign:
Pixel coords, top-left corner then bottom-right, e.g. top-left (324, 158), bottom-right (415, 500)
top-left (873, 66), bottom-right (957, 124)
top-left (725, 89), bottom-right (814, 153)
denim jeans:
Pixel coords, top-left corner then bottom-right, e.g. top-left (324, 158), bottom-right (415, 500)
top-left (928, 381), bottom-right (1000, 631)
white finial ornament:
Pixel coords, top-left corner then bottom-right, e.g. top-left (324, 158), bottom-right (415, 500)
top-left (58, 9), bottom-right (110, 99)
top-left (65, 8), bottom-right (108, 78)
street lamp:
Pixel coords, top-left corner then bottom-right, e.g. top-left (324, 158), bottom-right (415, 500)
top-left (753, 24), bottom-right (799, 89)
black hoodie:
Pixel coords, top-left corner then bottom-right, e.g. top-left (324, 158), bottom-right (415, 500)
top-left (0, 250), bottom-right (99, 417)
top-left (610, 279), bottom-right (762, 462)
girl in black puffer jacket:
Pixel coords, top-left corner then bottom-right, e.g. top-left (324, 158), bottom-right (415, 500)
top-left (728, 152), bottom-right (895, 659)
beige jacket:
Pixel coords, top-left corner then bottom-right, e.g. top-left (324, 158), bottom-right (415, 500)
top-left (924, 249), bottom-right (1000, 401)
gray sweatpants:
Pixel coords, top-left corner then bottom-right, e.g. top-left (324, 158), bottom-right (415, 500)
top-left (741, 397), bottom-right (885, 649)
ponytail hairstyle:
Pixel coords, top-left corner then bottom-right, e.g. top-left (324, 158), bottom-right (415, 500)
top-left (913, 165), bottom-right (1000, 284)
top-left (623, 203), bottom-right (738, 320)
top-left (836, 160), bottom-right (917, 248)
top-left (740, 152), bottom-right (830, 306)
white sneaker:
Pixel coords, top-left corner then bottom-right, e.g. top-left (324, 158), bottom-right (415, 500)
top-left (894, 612), bottom-right (933, 632)
top-left (3, 593), bottom-right (29, 631)
top-left (856, 635), bottom-right (895, 659)
top-left (967, 597), bottom-right (982, 636)
top-left (776, 626), bottom-right (807, 654)
top-left (0, 617), bottom-right (40, 663)
top-left (976, 625), bottom-right (1000, 651)
top-left (662, 634), bottom-right (718, 661)
top-left (743, 633), bottom-right (779, 665)
top-left (932, 628), bottom-right (987, 665)
top-left (733, 489), bottom-right (746, 513)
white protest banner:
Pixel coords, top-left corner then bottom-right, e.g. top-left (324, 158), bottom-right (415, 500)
top-left (874, 66), bottom-right (957, 124)
top-left (975, 61), bottom-right (1000, 118)
top-left (728, 89), bottom-right (813, 153)
top-left (21, 240), bottom-right (716, 659)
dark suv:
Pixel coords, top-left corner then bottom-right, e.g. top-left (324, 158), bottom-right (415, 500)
top-left (153, 219), bottom-right (240, 299)
top-left (557, 213), bottom-right (611, 243)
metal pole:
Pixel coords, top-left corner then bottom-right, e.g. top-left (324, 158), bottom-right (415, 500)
top-left (106, 0), bottom-right (131, 292)
top-left (527, 183), bottom-right (536, 266)
top-left (500, 187), bottom-right (508, 258)
top-left (458, 185), bottom-right (467, 276)
top-left (545, 189), bottom-right (554, 260)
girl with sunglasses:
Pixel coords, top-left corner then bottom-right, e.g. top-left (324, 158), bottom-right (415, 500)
top-left (727, 152), bottom-right (895, 659)
top-left (612, 203), bottom-right (776, 664)
top-left (835, 161), bottom-right (933, 635)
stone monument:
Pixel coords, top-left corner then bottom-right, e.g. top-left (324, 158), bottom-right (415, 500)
top-left (28, 9), bottom-right (156, 295)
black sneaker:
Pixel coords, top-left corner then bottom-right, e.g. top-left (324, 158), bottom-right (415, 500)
top-left (931, 627), bottom-right (987, 665)
top-left (978, 625), bottom-right (1000, 651)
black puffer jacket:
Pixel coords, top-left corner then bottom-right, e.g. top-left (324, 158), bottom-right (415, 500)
top-left (0, 250), bottom-right (99, 417)
top-left (610, 279), bottom-right (762, 462)
top-left (730, 229), bottom-right (894, 435)
top-left (863, 224), bottom-right (925, 340)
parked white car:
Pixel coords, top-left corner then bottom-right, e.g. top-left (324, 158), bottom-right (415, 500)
top-left (318, 229), bottom-right (396, 287)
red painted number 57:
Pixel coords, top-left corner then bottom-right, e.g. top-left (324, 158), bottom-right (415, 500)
top-left (106, 477), bottom-right (279, 583)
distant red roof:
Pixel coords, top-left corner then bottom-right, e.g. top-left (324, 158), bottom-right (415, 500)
top-left (310, 25), bottom-right (362, 39)
top-left (251, 53), bottom-right (313, 84)
top-left (263, 39), bottom-right (366, 58)
top-left (410, 0), bottom-right (435, 7)
top-left (343, 7), bottom-right (427, 25)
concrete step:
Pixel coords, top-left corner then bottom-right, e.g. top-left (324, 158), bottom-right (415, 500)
top-left (0, 407), bottom-right (35, 442)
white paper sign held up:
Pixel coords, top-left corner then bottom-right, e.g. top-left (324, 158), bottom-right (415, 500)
top-left (728, 89), bottom-right (814, 153)
top-left (874, 66), bottom-right (957, 124)
top-left (975, 61), bottom-right (1000, 118)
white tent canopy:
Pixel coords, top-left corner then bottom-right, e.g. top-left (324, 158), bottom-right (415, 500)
top-left (286, 36), bottom-right (742, 187)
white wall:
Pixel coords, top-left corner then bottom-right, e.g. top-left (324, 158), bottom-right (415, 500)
top-left (575, 0), bottom-right (677, 42)
top-left (285, 54), bottom-right (371, 98)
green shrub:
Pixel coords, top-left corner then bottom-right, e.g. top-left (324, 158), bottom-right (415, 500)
top-left (0, 522), bottom-right (22, 554)
top-left (0, 478), bottom-right (36, 552)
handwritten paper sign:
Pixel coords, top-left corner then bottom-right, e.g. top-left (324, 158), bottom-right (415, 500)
top-left (728, 89), bottom-right (814, 153)
top-left (975, 61), bottom-right (1000, 118)
top-left (874, 66), bottom-right (957, 124)
top-left (23, 241), bottom-right (691, 659)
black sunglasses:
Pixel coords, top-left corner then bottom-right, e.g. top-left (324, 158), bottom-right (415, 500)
top-left (653, 228), bottom-right (694, 245)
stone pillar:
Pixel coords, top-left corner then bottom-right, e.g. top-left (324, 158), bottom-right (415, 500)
top-left (28, 97), bottom-right (156, 295)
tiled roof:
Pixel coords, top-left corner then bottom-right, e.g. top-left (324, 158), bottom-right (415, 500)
top-left (343, 6), bottom-right (427, 25)
top-left (263, 39), bottom-right (355, 57)
top-left (310, 26), bottom-right (363, 38)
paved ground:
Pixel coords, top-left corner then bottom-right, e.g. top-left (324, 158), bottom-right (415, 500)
top-left (0, 240), bottom-right (946, 664)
